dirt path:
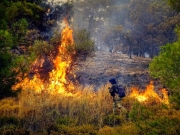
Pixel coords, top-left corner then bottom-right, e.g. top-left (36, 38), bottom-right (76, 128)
top-left (75, 51), bottom-right (152, 89)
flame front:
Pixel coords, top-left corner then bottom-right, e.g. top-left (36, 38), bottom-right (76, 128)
top-left (13, 20), bottom-right (76, 96)
top-left (129, 81), bottom-right (169, 105)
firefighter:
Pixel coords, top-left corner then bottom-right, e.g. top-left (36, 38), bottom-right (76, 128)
top-left (108, 78), bottom-right (126, 112)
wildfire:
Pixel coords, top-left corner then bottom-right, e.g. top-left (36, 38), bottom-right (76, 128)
top-left (12, 20), bottom-right (77, 96)
top-left (129, 81), bottom-right (169, 105)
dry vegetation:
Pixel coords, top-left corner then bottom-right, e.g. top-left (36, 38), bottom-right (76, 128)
top-left (0, 84), bottom-right (117, 134)
top-left (0, 84), bottom-right (180, 134)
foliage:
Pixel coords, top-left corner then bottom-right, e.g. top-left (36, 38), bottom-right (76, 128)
top-left (103, 113), bottom-right (127, 126)
top-left (1, 85), bottom-right (180, 135)
top-left (98, 126), bottom-right (118, 135)
top-left (74, 0), bottom-right (180, 57)
top-left (129, 102), bottom-right (180, 135)
top-left (129, 102), bottom-right (153, 122)
top-left (0, 0), bottom-right (44, 99)
top-left (149, 41), bottom-right (180, 90)
top-left (30, 40), bottom-right (54, 58)
top-left (170, 90), bottom-right (180, 110)
top-left (0, 0), bottom-right (180, 134)
top-left (0, 51), bottom-right (18, 99)
top-left (149, 27), bottom-right (180, 91)
top-left (12, 18), bottom-right (28, 43)
top-left (73, 29), bottom-right (95, 60)
top-left (0, 30), bottom-right (14, 48)
top-left (57, 124), bottom-right (97, 135)
top-left (169, 0), bottom-right (180, 12)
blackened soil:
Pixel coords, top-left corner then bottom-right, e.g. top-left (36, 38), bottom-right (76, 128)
top-left (74, 51), bottom-right (155, 90)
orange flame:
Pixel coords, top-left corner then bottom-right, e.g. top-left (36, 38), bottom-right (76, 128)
top-left (129, 81), bottom-right (169, 105)
top-left (12, 20), bottom-right (76, 96)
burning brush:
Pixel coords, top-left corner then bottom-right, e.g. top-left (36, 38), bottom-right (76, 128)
top-left (129, 81), bottom-right (169, 105)
top-left (12, 19), bottom-right (77, 96)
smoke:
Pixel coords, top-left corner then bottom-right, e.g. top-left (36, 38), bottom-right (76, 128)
top-left (45, 0), bottom-right (127, 51)
top-left (47, 0), bottom-right (70, 4)
top-left (70, 0), bottom-right (133, 52)
top-left (41, 0), bottom-right (74, 39)
top-left (44, 0), bottom-right (175, 57)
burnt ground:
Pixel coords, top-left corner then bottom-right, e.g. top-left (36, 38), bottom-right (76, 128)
top-left (74, 51), bottom-right (156, 90)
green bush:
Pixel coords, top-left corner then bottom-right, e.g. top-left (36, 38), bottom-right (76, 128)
top-left (31, 40), bottom-right (54, 58)
top-left (73, 29), bottom-right (95, 60)
top-left (129, 102), bottom-right (153, 122)
top-left (0, 117), bottom-right (19, 127)
top-left (103, 113), bottom-right (127, 126)
top-left (128, 102), bottom-right (180, 135)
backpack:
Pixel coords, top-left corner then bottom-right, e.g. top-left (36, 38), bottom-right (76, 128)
top-left (117, 85), bottom-right (126, 98)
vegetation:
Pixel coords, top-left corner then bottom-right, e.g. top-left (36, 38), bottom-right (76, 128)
top-left (0, 0), bottom-right (180, 134)
top-left (73, 29), bottom-right (95, 60)
top-left (0, 0), bottom-right (44, 99)
top-left (149, 27), bottom-right (180, 109)
top-left (0, 85), bottom-right (180, 135)
top-left (149, 0), bottom-right (180, 109)
top-left (169, 0), bottom-right (180, 12)
top-left (73, 0), bottom-right (180, 58)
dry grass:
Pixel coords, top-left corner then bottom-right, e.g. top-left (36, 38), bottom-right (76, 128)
top-left (0, 84), bottom-right (117, 132)
top-left (0, 84), bottom-right (180, 134)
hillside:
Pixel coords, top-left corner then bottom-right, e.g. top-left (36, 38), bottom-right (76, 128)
top-left (75, 51), bottom-right (152, 90)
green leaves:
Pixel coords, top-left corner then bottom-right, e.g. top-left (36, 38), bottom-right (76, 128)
top-left (149, 33), bottom-right (180, 90)
top-left (0, 30), bottom-right (14, 49)
top-left (0, 0), bottom-right (44, 99)
top-left (12, 18), bottom-right (28, 42)
top-left (73, 29), bottom-right (95, 59)
top-left (149, 27), bottom-right (180, 108)
top-left (169, 0), bottom-right (180, 12)
top-left (31, 40), bottom-right (54, 58)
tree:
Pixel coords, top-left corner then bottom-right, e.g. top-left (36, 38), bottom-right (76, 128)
top-left (0, 0), bottom-right (44, 99)
top-left (149, 27), bottom-right (180, 108)
top-left (73, 29), bottom-right (95, 60)
top-left (73, 0), bottom-right (110, 31)
top-left (169, 0), bottom-right (180, 12)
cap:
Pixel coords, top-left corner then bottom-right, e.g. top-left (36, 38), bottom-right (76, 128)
top-left (109, 78), bottom-right (117, 84)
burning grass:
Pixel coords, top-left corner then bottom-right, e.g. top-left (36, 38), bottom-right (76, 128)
top-left (0, 85), bottom-right (113, 130)
top-left (129, 81), bottom-right (169, 105)
top-left (0, 84), bottom-right (180, 134)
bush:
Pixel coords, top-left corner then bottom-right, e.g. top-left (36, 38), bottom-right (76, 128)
top-left (115, 122), bottom-right (140, 135)
top-left (0, 116), bottom-right (28, 135)
top-left (98, 126), bottom-right (117, 135)
top-left (73, 29), bottom-right (95, 60)
top-left (129, 102), bottom-right (180, 135)
top-left (103, 113), bottom-right (127, 126)
top-left (57, 124), bottom-right (97, 135)
top-left (31, 40), bottom-right (54, 58)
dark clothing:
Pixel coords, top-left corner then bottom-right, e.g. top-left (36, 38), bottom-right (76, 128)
top-left (109, 84), bottom-right (119, 97)
top-left (108, 78), bottom-right (126, 112)
top-left (109, 84), bottom-right (125, 112)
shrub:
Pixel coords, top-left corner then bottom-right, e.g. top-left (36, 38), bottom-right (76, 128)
top-left (103, 113), bottom-right (127, 126)
top-left (98, 126), bottom-right (117, 135)
top-left (115, 122), bottom-right (140, 135)
top-left (73, 29), bottom-right (95, 60)
top-left (31, 40), bottom-right (54, 58)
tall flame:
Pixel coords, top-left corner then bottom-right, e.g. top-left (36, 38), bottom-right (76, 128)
top-left (13, 20), bottom-right (76, 96)
top-left (129, 81), bottom-right (169, 105)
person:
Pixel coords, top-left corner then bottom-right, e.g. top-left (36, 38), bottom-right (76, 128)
top-left (108, 78), bottom-right (126, 112)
